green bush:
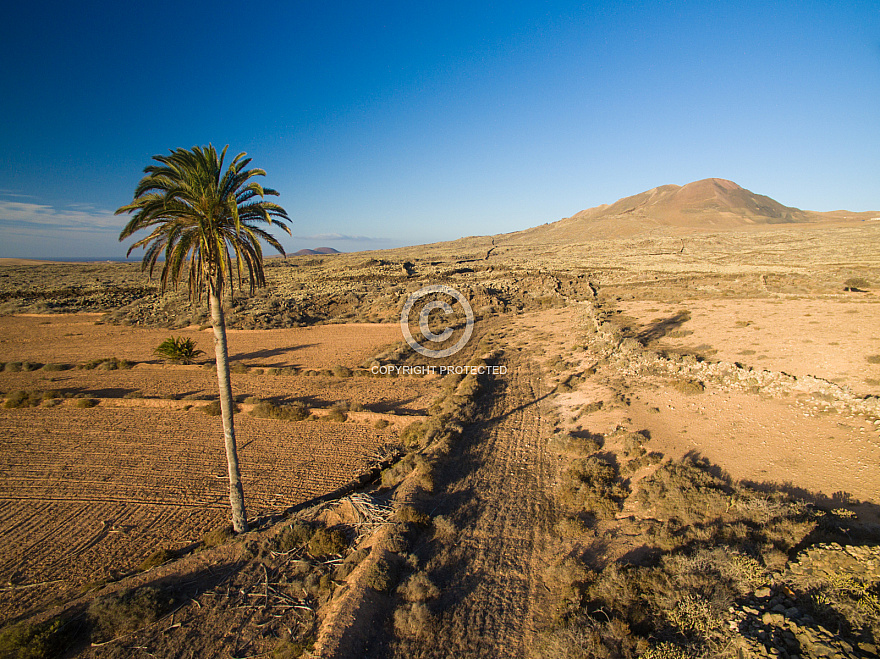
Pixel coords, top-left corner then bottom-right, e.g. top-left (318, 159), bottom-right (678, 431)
top-left (0, 618), bottom-right (68, 659)
top-left (154, 336), bottom-right (204, 364)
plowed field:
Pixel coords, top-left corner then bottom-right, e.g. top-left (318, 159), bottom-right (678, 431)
top-left (0, 315), bottom-right (438, 623)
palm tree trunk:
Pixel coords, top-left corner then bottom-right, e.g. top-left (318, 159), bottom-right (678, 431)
top-left (210, 288), bottom-right (249, 533)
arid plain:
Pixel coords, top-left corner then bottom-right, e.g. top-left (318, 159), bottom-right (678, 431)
top-left (1, 179), bottom-right (879, 658)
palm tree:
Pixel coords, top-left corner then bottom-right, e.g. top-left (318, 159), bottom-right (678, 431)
top-left (116, 145), bottom-right (291, 533)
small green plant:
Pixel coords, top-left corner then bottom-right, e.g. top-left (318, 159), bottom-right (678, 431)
top-left (154, 336), bottom-right (204, 364)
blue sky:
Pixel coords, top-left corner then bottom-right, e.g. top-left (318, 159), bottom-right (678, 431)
top-left (1, 0), bottom-right (879, 259)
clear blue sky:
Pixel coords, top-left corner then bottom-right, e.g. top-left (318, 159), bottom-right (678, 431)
top-left (1, 0), bottom-right (878, 259)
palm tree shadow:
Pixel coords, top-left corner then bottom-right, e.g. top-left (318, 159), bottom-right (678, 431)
top-left (229, 344), bottom-right (317, 363)
top-left (636, 311), bottom-right (691, 343)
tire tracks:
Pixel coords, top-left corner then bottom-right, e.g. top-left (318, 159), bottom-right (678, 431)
top-left (416, 354), bottom-right (553, 658)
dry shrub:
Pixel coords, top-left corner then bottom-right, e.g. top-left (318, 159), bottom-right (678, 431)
top-left (641, 642), bottom-right (693, 659)
top-left (559, 457), bottom-right (627, 520)
top-left (275, 521), bottom-right (315, 552)
top-left (74, 398), bottom-right (99, 408)
top-left (537, 616), bottom-right (645, 659)
top-left (432, 515), bottom-right (456, 540)
top-left (619, 451), bottom-right (663, 477)
top-left (395, 505), bottom-right (431, 527)
top-left (3, 362), bottom-right (22, 372)
top-left (543, 556), bottom-right (591, 609)
top-left (4, 390), bottom-right (48, 408)
top-left (364, 557), bottom-right (398, 592)
top-left (331, 365), bottom-right (353, 378)
top-left (202, 525), bottom-right (234, 548)
top-left (139, 548), bottom-right (174, 571)
top-left (867, 355), bottom-right (880, 365)
top-left (581, 400), bottom-right (604, 414)
top-left (398, 572), bottom-right (439, 602)
top-left (200, 400), bottom-right (240, 416)
top-left (381, 453), bottom-right (432, 489)
top-left (622, 431), bottom-right (648, 457)
top-left (333, 547), bottom-right (370, 581)
top-left (40, 363), bottom-right (70, 372)
top-left (548, 432), bottom-right (603, 456)
top-left (80, 357), bottom-right (132, 371)
top-left (393, 602), bottom-right (435, 638)
top-left (669, 378), bottom-right (704, 395)
top-left (88, 586), bottom-right (173, 642)
top-left (323, 407), bottom-right (348, 422)
top-left (308, 527), bottom-right (347, 558)
top-left (272, 637), bottom-right (314, 659)
top-left (229, 363), bottom-right (249, 374)
top-left (375, 418), bottom-right (390, 429)
top-left (250, 400), bottom-right (310, 421)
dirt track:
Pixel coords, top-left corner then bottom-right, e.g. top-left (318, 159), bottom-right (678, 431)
top-left (403, 353), bottom-right (554, 658)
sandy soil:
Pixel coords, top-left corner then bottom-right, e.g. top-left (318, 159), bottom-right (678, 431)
top-left (615, 296), bottom-right (880, 395)
top-left (0, 314), bottom-right (400, 368)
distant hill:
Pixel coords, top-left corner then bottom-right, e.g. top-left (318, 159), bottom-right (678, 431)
top-left (292, 247), bottom-right (342, 256)
top-left (504, 178), bottom-right (880, 243)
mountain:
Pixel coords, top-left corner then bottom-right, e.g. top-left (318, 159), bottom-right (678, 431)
top-left (505, 178), bottom-right (879, 243)
top-left (292, 247), bottom-right (342, 256)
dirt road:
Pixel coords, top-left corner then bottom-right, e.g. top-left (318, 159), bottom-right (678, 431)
top-left (404, 354), bottom-right (554, 658)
